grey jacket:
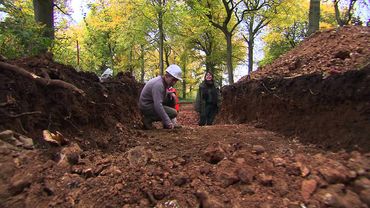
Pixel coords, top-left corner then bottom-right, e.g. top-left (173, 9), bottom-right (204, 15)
top-left (139, 76), bottom-right (171, 126)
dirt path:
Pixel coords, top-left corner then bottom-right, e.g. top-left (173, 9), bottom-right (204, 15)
top-left (1, 104), bottom-right (368, 208)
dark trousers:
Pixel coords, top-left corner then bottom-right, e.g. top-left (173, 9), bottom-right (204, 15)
top-left (141, 106), bottom-right (177, 122)
top-left (199, 104), bottom-right (218, 126)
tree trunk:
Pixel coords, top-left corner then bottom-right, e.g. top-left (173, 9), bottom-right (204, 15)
top-left (76, 40), bottom-right (80, 67)
top-left (334, 0), bottom-right (357, 27)
top-left (33, 0), bottom-right (54, 40)
top-left (182, 63), bottom-right (186, 99)
top-left (164, 46), bottom-right (170, 68)
top-left (140, 44), bottom-right (145, 83)
top-left (334, 0), bottom-right (344, 26)
top-left (205, 54), bottom-right (216, 75)
top-left (248, 39), bottom-right (254, 75)
top-left (158, 9), bottom-right (164, 75)
top-left (108, 41), bottom-right (114, 71)
top-left (225, 32), bottom-right (234, 84)
top-left (128, 47), bottom-right (133, 74)
top-left (307, 0), bottom-right (320, 36)
top-left (247, 17), bottom-right (254, 75)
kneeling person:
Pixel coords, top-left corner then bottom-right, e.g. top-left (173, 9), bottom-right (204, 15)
top-left (139, 65), bottom-right (182, 129)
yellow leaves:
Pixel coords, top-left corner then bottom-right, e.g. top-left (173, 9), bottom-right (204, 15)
top-left (43, 130), bottom-right (68, 146)
top-left (268, 0), bottom-right (336, 33)
top-left (84, 0), bottom-right (134, 32)
top-left (10, 0), bottom-right (34, 16)
top-left (320, 2), bottom-right (336, 27)
top-left (320, 22), bottom-right (335, 30)
top-left (263, 32), bottom-right (284, 44)
top-left (271, 0), bottom-right (309, 27)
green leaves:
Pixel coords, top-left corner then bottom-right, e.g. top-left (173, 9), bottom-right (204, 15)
top-left (260, 0), bottom-right (337, 66)
top-left (0, 0), bottom-right (52, 58)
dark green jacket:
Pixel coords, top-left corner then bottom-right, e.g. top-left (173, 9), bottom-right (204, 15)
top-left (194, 82), bottom-right (221, 113)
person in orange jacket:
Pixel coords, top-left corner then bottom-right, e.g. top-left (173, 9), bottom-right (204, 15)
top-left (165, 87), bottom-right (181, 127)
top-left (167, 87), bottom-right (180, 112)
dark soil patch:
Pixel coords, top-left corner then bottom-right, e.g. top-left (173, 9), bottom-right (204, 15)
top-left (0, 54), bottom-right (142, 148)
top-left (219, 65), bottom-right (370, 152)
top-left (219, 26), bottom-right (370, 152)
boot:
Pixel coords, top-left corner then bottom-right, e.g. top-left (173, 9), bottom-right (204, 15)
top-left (142, 117), bottom-right (153, 130)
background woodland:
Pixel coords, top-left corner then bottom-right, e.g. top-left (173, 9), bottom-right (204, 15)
top-left (0, 0), bottom-right (368, 98)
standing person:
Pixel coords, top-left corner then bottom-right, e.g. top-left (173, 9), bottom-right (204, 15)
top-left (195, 71), bottom-right (220, 126)
top-left (139, 64), bottom-right (182, 130)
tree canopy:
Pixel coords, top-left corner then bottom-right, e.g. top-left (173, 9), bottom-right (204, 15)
top-left (0, 0), bottom-right (367, 97)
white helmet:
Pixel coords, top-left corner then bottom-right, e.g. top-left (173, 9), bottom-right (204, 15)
top-left (165, 64), bottom-right (182, 81)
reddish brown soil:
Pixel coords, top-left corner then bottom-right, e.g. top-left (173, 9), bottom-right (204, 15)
top-left (219, 66), bottom-right (370, 152)
top-left (220, 26), bottom-right (370, 152)
top-left (0, 25), bottom-right (369, 208)
top-left (242, 26), bottom-right (370, 81)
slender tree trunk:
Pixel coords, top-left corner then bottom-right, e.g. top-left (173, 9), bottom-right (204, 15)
top-left (307, 0), bottom-right (321, 36)
top-left (158, 10), bottom-right (164, 75)
top-left (333, 0), bottom-right (357, 27)
top-left (164, 46), bottom-right (170, 68)
top-left (129, 47), bottom-right (133, 74)
top-left (140, 44), bottom-right (145, 83)
top-left (247, 39), bottom-right (254, 75)
top-left (76, 40), bottom-right (80, 67)
top-left (205, 54), bottom-right (216, 75)
top-left (182, 63), bottom-right (186, 99)
top-left (108, 42), bottom-right (114, 71)
top-left (225, 32), bottom-right (234, 84)
top-left (247, 17), bottom-right (254, 75)
top-left (334, 0), bottom-right (344, 26)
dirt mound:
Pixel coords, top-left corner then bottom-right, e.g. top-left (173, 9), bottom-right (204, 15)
top-left (0, 54), bottom-right (142, 146)
top-left (220, 66), bottom-right (370, 151)
top-left (219, 26), bottom-right (370, 152)
top-left (241, 26), bottom-right (370, 81)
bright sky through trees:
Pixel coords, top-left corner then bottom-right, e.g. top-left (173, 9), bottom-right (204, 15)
top-left (71, 1), bottom-right (85, 24)
top-left (68, 1), bottom-right (369, 81)
top-left (1, 0), bottom-right (368, 84)
top-left (69, 1), bottom-right (369, 24)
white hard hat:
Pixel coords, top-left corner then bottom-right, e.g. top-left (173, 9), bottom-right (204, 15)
top-left (165, 64), bottom-right (182, 81)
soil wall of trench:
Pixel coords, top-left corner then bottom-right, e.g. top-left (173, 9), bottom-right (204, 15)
top-left (0, 55), bottom-right (142, 147)
top-left (218, 65), bottom-right (370, 152)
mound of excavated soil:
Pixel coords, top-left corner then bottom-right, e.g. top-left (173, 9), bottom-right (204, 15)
top-left (243, 25), bottom-right (370, 81)
top-left (0, 54), bottom-right (142, 147)
top-left (219, 26), bottom-right (370, 152)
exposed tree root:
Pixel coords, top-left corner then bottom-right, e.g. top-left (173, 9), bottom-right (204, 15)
top-left (0, 102), bottom-right (10, 107)
top-left (0, 61), bottom-right (85, 96)
top-left (5, 111), bottom-right (42, 118)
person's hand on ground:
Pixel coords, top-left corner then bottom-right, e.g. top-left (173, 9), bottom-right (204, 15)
top-left (164, 123), bottom-right (174, 129)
